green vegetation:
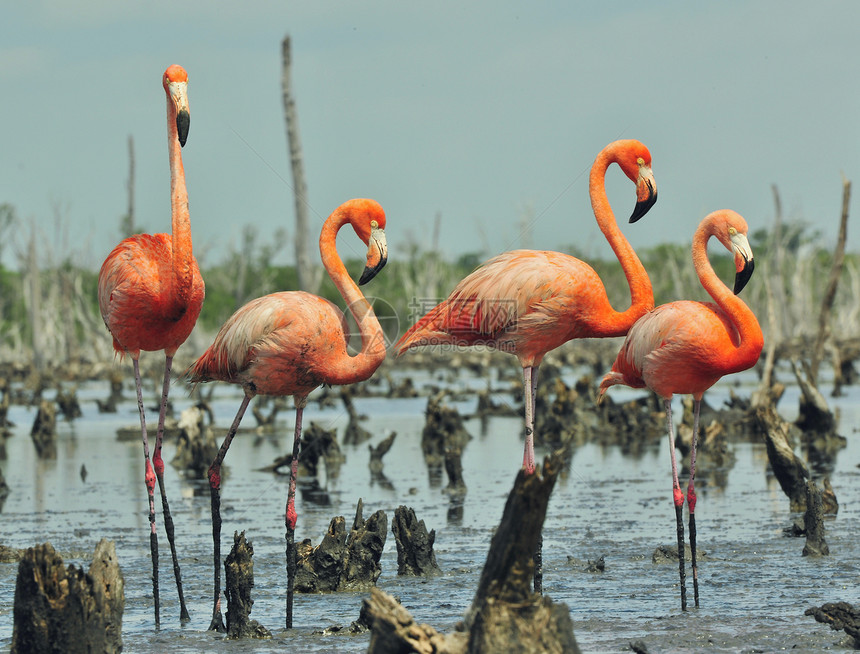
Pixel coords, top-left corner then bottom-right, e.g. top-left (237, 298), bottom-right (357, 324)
top-left (0, 201), bottom-right (855, 371)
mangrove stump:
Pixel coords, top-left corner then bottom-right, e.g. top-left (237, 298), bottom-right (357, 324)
top-left (391, 506), bottom-right (441, 576)
top-left (224, 531), bottom-right (271, 639)
top-left (12, 539), bottom-right (124, 654)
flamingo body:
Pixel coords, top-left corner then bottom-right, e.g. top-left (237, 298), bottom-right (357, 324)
top-left (598, 209), bottom-right (763, 611)
top-left (96, 64), bottom-right (199, 627)
top-left (187, 291), bottom-right (355, 397)
top-left (186, 198), bottom-right (389, 631)
top-left (99, 233), bottom-right (203, 357)
top-left (399, 248), bottom-right (640, 367)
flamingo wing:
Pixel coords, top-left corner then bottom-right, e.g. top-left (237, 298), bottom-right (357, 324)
top-left (612, 301), bottom-right (741, 397)
top-left (187, 291), bottom-right (348, 394)
top-left (397, 250), bottom-right (606, 354)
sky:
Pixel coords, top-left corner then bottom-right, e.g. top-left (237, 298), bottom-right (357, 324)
top-left (2, 1), bottom-right (859, 272)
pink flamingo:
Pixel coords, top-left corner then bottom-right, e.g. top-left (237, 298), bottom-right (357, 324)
top-left (395, 139), bottom-right (657, 591)
top-left (98, 64), bottom-right (202, 626)
top-left (598, 209), bottom-right (764, 611)
top-left (186, 198), bottom-right (388, 631)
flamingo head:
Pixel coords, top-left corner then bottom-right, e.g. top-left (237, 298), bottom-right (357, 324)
top-left (341, 199), bottom-right (388, 285)
top-left (613, 140), bottom-right (657, 223)
top-left (711, 210), bottom-right (755, 295)
top-left (163, 65), bottom-right (190, 147)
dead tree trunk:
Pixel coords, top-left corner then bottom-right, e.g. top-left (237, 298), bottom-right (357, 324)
top-left (27, 223), bottom-right (44, 372)
top-left (810, 176), bottom-right (851, 382)
top-left (121, 135), bottom-right (136, 238)
top-left (281, 35), bottom-right (321, 294)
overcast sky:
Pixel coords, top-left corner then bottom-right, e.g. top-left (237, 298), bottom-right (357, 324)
top-left (2, 1), bottom-right (858, 272)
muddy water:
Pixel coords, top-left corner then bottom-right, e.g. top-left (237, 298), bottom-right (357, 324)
top-left (0, 368), bottom-right (857, 652)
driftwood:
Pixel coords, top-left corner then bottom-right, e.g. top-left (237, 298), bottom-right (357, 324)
top-left (805, 602), bottom-right (860, 648)
top-left (802, 481), bottom-right (829, 557)
top-left (12, 540), bottom-right (124, 654)
top-left (343, 387), bottom-right (373, 445)
top-left (422, 393), bottom-right (472, 485)
top-left (369, 432), bottom-right (396, 490)
top-left (55, 385), bottom-right (82, 421)
top-left (172, 405), bottom-right (219, 478)
top-left (391, 506), bottom-right (441, 577)
top-left (295, 499), bottom-right (387, 593)
top-left (224, 532), bottom-right (271, 639)
top-left (365, 455), bottom-right (580, 654)
top-left (755, 404), bottom-right (809, 511)
top-left (96, 371), bottom-right (124, 413)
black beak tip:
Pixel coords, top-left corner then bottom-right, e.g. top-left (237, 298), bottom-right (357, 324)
top-left (359, 260), bottom-right (386, 286)
top-left (176, 110), bottom-right (190, 147)
top-left (629, 188), bottom-right (657, 224)
top-left (733, 258), bottom-right (755, 295)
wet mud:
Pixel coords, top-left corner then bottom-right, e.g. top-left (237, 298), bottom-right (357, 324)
top-left (0, 360), bottom-right (857, 652)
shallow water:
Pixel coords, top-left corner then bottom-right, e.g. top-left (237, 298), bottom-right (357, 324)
top-left (0, 366), bottom-right (858, 652)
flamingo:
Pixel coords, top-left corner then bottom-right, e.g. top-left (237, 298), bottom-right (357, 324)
top-left (395, 139), bottom-right (657, 592)
top-left (98, 64), bottom-right (202, 627)
top-left (185, 198), bottom-right (389, 631)
top-left (598, 209), bottom-right (764, 611)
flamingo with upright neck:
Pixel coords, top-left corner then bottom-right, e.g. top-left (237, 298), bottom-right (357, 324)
top-left (98, 64), bottom-right (202, 627)
top-left (599, 209), bottom-right (764, 611)
top-left (186, 198), bottom-right (389, 631)
top-left (395, 139), bottom-right (657, 592)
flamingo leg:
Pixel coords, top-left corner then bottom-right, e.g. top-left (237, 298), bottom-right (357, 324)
top-left (152, 354), bottom-right (190, 623)
top-left (285, 400), bottom-right (305, 629)
top-left (664, 398), bottom-right (687, 612)
top-left (208, 392), bottom-right (253, 633)
top-left (522, 366), bottom-right (536, 474)
top-left (523, 364), bottom-right (544, 594)
top-left (686, 397), bottom-right (702, 609)
top-left (133, 357), bottom-right (160, 629)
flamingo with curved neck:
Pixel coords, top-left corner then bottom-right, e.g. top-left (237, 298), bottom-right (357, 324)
top-left (98, 64), bottom-right (202, 627)
top-left (186, 198), bottom-right (388, 631)
top-left (599, 209), bottom-right (764, 611)
top-left (396, 139), bottom-right (656, 594)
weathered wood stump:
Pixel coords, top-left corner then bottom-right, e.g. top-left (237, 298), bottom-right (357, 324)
top-left (55, 385), bottom-right (82, 421)
top-left (364, 455), bottom-right (580, 654)
top-left (295, 499), bottom-right (387, 593)
top-left (12, 539), bottom-right (124, 654)
top-left (756, 404), bottom-right (809, 511)
top-left (369, 432), bottom-right (396, 490)
top-left (172, 404), bottom-right (219, 479)
top-left (805, 602), bottom-right (860, 648)
top-left (342, 387), bottom-right (373, 445)
top-left (443, 445), bottom-right (467, 496)
top-left (224, 531), bottom-right (271, 639)
top-left (392, 506), bottom-right (441, 576)
top-left (30, 399), bottom-right (57, 459)
top-left (95, 371), bottom-right (123, 413)
top-left (802, 480), bottom-right (829, 557)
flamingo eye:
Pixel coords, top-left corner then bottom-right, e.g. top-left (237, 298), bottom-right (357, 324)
top-left (370, 220), bottom-right (379, 229)
top-left (636, 157), bottom-right (645, 166)
top-left (728, 227), bottom-right (737, 236)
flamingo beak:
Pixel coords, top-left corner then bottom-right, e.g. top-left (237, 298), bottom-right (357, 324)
top-left (359, 226), bottom-right (388, 285)
top-left (168, 80), bottom-right (190, 147)
top-left (630, 165), bottom-right (657, 223)
top-left (731, 232), bottom-right (755, 295)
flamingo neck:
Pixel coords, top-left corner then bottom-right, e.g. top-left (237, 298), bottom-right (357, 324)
top-left (166, 94), bottom-right (194, 307)
top-left (588, 147), bottom-right (654, 335)
top-left (318, 210), bottom-right (386, 384)
top-left (693, 226), bottom-right (764, 373)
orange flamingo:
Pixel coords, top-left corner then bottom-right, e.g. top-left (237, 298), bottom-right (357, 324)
top-left (598, 209), bottom-right (764, 611)
top-left (395, 139), bottom-right (657, 591)
top-left (98, 64), bottom-right (202, 627)
top-left (186, 198), bottom-right (388, 631)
